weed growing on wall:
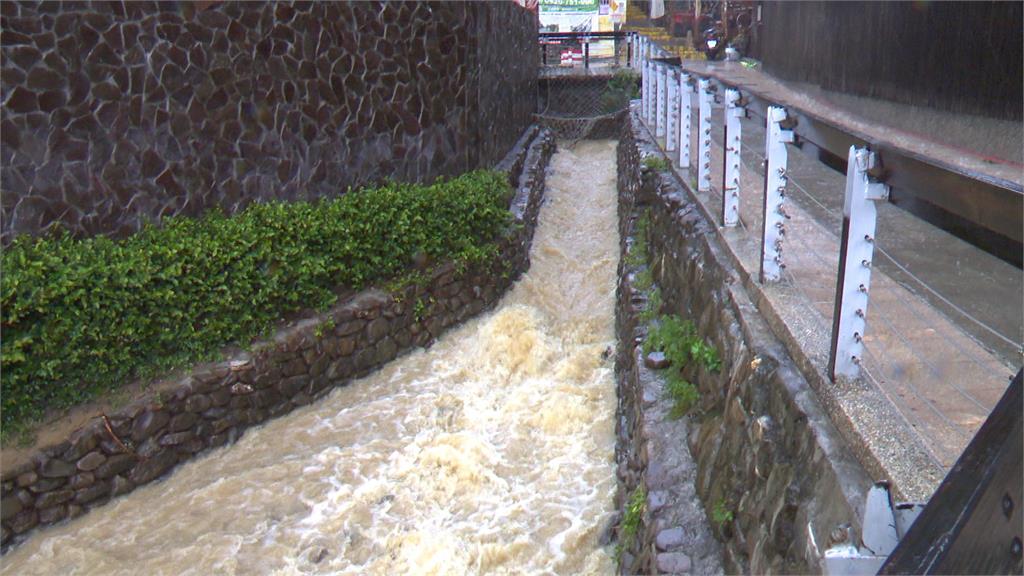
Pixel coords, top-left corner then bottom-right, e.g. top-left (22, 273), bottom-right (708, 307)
top-left (601, 69), bottom-right (640, 114)
top-left (711, 498), bottom-right (734, 527)
top-left (642, 155), bottom-right (670, 172)
top-left (665, 372), bottom-right (700, 419)
top-left (0, 170), bottom-right (512, 434)
top-left (617, 484), bottom-right (647, 558)
top-left (624, 209), bottom-right (649, 269)
top-left (639, 287), bottom-right (662, 324)
top-left (644, 315), bottom-right (721, 418)
top-left (644, 315), bottom-right (722, 373)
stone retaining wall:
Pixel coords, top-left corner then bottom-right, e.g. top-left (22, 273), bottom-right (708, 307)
top-left (0, 127), bottom-right (555, 549)
top-left (0, 0), bottom-right (538, 244)
top-left (613, 108), bottom-right (874, 574)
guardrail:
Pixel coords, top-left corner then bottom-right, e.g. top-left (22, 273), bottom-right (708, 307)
top-left (539, 31), bottom-right (633, 69)
top-left (628, 31), bottom-right (1022, 382)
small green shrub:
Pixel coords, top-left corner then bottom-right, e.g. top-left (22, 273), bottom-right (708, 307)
top-left (1, 170), bottom-right (512, 433)
top-left (644, 315), bottom-right (721, 373)
top-left (617, 485), bottom-right (647, 557)
top-left (634, 268), bottom-right (654, 292)
top-left (601, 69), bottom-right (640, 114)
top-left (313, 318), bottom-right (336, 340)
top-left (642, 155), bottom-right (670, 172)
top-left (625, 210), bottom-right (650, 269)
top-left (639, 287), bottom-right (661, 324)
top-left (413, 297), bottom-right (428, 322)
top-left (665, 372), bottom-right (699, 419)
top-left (712, 498), bottom-right (734, 527)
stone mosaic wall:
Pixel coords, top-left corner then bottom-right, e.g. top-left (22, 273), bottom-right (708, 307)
top-left (0, 127), bottom-right (556, 547)
top-left (613, 109), bottom-right (874, 573)
top-left (0, 0), bottom-right (538, 244)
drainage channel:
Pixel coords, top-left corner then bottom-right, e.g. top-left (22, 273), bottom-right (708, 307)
top-left (3, 141), bottom-right (621, 575)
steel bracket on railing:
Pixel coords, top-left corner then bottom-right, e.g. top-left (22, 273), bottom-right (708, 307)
top-left (656, 63), bottom-right (667, 139)
top-left (829, 147), bottom-right (890, 381)
top-left (721, 88), bottom-right (743, 226)
top-left (666, 68), bottom-right (679, 152)
top-left (697, 78), bottom-right (713, 192)
top-left (760, 106), bottom-right (795, 283)
top-left (678, 72), bottom-right (692, 170)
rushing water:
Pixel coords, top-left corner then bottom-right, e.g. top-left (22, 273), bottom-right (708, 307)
top-left (2, 140), bottom-right (621, 575)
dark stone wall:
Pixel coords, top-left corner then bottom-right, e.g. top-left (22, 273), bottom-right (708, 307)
top-left (0, 0), bottom-right (538, 244)
top-left (614, 109), bottom-right (874, 573)
top-left (0, 128), bottom-right (555, 547)
top-left (754, 1), bottom-right (1022, 121)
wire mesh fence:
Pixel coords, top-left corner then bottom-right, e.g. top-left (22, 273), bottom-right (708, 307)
top-left (536, 68), bottom-right (639, 143)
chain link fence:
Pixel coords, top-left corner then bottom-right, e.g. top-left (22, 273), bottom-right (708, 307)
top-left (536, 67), bottom-right (639, 143)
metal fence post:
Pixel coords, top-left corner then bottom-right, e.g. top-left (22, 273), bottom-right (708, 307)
top-left (642, 59), bottom-right (649, 122)
top-left (760, 106), bottom-right (795, 283)
top-left (697, 78), bottom-right (713, 192)
top-left (828, 146), bottom-right (890, 381)
top-left (666, 68), bottom-right (678, 152)
top-left (678, 73), bottom-right (692, 170)
top-left (626, 33), bottom-right (632, 67)
top-left (656, 63), bottom-right (667, 139)
top-left (722, 88), bottom-right (743, 226)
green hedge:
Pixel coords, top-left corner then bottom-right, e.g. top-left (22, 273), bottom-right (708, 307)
top-left (1, 170), bottom-right (513, 432)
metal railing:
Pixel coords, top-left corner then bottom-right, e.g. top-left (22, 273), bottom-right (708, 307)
top-left (629, 31), bottom-right (1022, 383)
top-left (539, 31), bottom-right (633, 70)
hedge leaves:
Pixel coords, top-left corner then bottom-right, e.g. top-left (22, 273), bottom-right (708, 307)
top-left (1, 170), bottom-right (512, 431)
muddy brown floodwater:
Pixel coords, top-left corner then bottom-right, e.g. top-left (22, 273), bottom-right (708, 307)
top-left (2, 140), bottom-right (622, 576)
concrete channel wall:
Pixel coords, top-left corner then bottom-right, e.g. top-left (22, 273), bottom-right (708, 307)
top-left (0, 127), bottom-right (555, 549)
top-left (614, 108), bottom-right (874, 573)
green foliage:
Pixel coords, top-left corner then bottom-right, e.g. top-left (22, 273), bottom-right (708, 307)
top-left (642, 155), bottom-right (670, 172)
top-left (600, 69), bottom-right (640, 114)
top-left (624, 210), bottom-right (650, 269)
top-left (413, 297), bottom-right (429, 322)
top-left (617, 484), bottom-right (647, 558)
top-left (644, 315), bottom-right (722, 373)
top-left (1, 170), bottom-right (513, 433)
top-left (665, 372), bottom-right (699, 419)
top-left (313, 318), bottom-right (336, 340)
top-left (633, 268), bottom-right (654, 292)
top-left (712, 498), bottom-right (734, 527)
top-left (639, 286), bottom-right (661, 324)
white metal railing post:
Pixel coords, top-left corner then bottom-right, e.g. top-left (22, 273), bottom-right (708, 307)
top-left (642, 58), bottom-right (649, 122)
top-left (666, 68), bottom-right (678, 152)
top-left (648, 60), bottom-right (655, 127)
top-left (656, 63), bottom-right (667, 139)
top-left (828, 147), bottom-right (889, 381)
top-left (697, 78), bottom-right (712, 192)
top-left (678, 73), bottom-right (692, 170)
top-left (645, 42), bottom-right (654, 125)
top-left (721, 88), bottom-right (742, 226)
top-left (759, 106), bottom-right (795, 283)
top-left (651, 61), bottom-right (658, 131)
